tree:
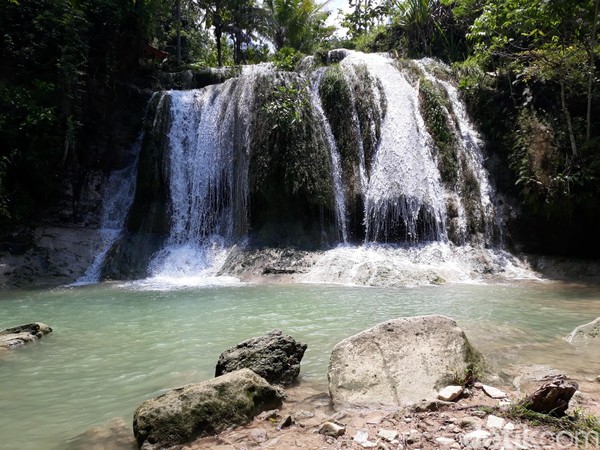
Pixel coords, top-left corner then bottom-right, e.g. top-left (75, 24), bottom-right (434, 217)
top-left (466, 0), bottom-right (600, 155)
top-left (342, 0), bottom-right (388, 37)
top-left (261, 0), bottom-right (333, 53)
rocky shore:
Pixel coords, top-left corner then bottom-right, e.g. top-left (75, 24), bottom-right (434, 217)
top-left (61, 316), bottom-right (600, 450)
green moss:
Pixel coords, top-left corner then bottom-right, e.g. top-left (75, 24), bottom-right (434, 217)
top-left (319, 65), bottom-right (360, 183)
top-left (395, 59), bottom-right (423, 85)
top-left (248, 72), bottom-right (336, 246)
top-left (418, 78), bottom-right (459, 186)
top-left (451, 343), bottom-right (487, 387)
top-left (497, 403), bottom-right (600, 438)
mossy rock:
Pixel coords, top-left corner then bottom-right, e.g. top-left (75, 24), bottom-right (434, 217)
top-left (133, 369), bottom-right (284, 450)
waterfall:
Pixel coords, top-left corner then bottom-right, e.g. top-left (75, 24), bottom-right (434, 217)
top-left (340, 53), bottom-right (447, 243)
top-left (92, 50), bottom-right (509, 284)
top-left (147, 65), bottom-right (267, 280)
top-left (74, 134), bottom-right (141, 285)
top-left (309, 68), bottom-right (348, 243)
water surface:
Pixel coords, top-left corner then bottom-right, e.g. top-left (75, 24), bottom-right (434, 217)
top-left (0, 280), bottom-right (599, 449)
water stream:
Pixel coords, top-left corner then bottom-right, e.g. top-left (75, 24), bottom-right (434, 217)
top-left (1, 281), bottom-right (599, 449)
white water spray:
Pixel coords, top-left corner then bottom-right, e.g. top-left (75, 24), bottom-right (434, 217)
top-left (341, 52), bottom-right (448, 242)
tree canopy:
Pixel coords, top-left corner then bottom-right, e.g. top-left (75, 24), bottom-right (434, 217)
top-left (0, 0), bottom-right (599, 255)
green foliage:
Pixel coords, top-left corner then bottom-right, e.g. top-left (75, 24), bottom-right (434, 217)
top-left (342, 0), bottom-right (389, 38)
top-left (418, 78), bottom-right (459, 185)
top-left (262, 0), bottom-right (334, 53)
top-left (250, 74), bottom-right (332, 205)
top-left (502, 403), bottom-right (600, 437)
top-left (273, 47), bottom-right (303, 71)
top-left (263, 83), bottom-right (310, 130)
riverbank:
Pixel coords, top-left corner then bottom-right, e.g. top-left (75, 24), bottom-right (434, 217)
top-left (68, 372), bottom-right (600, 450)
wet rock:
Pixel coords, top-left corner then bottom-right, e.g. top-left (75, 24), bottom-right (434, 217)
top-left (521, 378), bottom-right (579, 416)
top-left (133, 369), bottom-right (284, 449)
top-left (0, 322), bottom-right (52, 349)
top-left (328, 315), bottom-right (482, 409)
top-left (215, 329), bottom-right (307, 386)
top-left (64, 417), bottom-right (136, 450)
top-left (438, 385), bottom-right (463, 402)
top-left (318, 422), bottom-right (346, 437)
top-left (565, 317), bottom-right (600, 344)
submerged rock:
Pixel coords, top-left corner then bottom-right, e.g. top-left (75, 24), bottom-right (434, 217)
top-left (133, 368), bottom-right (284, 450)
top-left (565, 317), bottom-right (600, 344)
top-left (215, 330), bottom-right (307, 386)
top-left (0, 322), bottom-right (52, 349)
top-left (327, 315), bottom-right (482, 409)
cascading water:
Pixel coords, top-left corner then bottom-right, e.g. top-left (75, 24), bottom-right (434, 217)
top-left (75, 134), bottom-right (141, 284)
top-left (309, 68), bottom-right (348, 243)
top-left (92, 50), bottom-right (522, 286)
top-left (340, 52), bottom-right (448, 243)
top-left (147, 66), bottom-right (267, 281)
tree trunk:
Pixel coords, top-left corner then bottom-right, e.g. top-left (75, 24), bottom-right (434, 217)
top-left (215, 21), bottom-right (223, 67)
top-left (176, 0), bottom-right (182, 65)
top-left (560, 78), bottom-right (578, 157)
top-left (586, 0), bottom-right (599, 142)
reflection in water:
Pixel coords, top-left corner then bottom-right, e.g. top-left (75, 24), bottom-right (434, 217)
top-left (0, 281), bottom-right (599, 449)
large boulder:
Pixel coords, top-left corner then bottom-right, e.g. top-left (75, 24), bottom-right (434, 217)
top-left (133, 368), bottom-right (284, 450)
top-left (215, 330), bottom-right (307, 386)
top-left (565, 317), bottom-right (600, 344)
top-left (328, 315), bottom-right (482, 409)
top-left (0, 322), bottom-right (52, 349)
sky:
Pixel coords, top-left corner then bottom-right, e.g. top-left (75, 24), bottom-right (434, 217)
top-left (325, 0), bottom-right (352, 33)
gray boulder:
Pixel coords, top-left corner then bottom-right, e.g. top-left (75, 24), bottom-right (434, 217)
top-left (133, 368), bottom-right (284, 449)
top-left (328, 315), bottom-right (482, 409)
top-left (565, 317), bottom-right (600, 344)
top-left (0, 322), bottom-right (52, 349)
top-left (215, 330), bottom-right (307, 385)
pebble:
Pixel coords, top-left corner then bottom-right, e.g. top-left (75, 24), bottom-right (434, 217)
top-left (257, 409), bottom-right (279, 420)
top-left (353, 430), bottom-right (377, 448)
top-left (486, 414), bottom-right (506, 429)
top-left (277, 415), bottom-right (293, 429)
top-left (318, 421), bottom-right (346, 437)
top-left (463, 429), bottom-right (492, 442)
top-left (377, 429), bottom-right (399, 441)
top-left (435, 436), bottom-right (455, 446)
top-left (482, 384), bottom-right (508, 399)
top-left (248, 428), bottom-right (267, 443)
top-left (459, 416), bottom-right (483, 430)
top-left (438, 385), bottom-right (464, 402)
